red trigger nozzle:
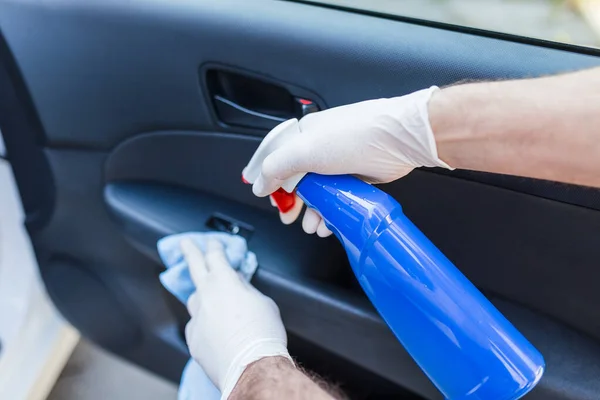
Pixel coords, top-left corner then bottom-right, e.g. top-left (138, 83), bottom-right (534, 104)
top-left (241, 174), bottom-right (296, 213)
top-left (270, 188), bottom-right (296, 213)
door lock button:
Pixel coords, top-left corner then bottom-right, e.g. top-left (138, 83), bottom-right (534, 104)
top-left (295, 98), bottom-right (319, 116)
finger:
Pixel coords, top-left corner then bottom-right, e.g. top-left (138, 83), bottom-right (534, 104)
top-left (252, 173), bottom-right (278, 198)
top-left (186, 292), bottom-right (199, 316)
top-left (279, 195), bottom-right (303, 225)
top-left (316, 219), bottom-right (333, 238)
top-left (185, 321), bottom-right (195, 345)
top-left (243, 119), bottom-right (298, 185)
top-left (237, 271), bottom-right (249, 283)
top-left (180, 238), bottom-right (208, 286)
top-left (204, 238), bottom-right (234, 276)
top-left (253, 145), bottom-right (311, 197)
top-left (269, 195), bottom-right (278, 207)
top-left (302, 208), bottom-right (321, 234)
top-left (236, 272), bottom-right (255, 290)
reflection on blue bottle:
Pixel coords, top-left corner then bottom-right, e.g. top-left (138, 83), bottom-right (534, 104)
top-left (296, 174), bottom-right (544, 400)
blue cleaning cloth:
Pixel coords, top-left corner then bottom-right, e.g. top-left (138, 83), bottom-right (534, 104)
top-left (157, 232), bottom-right (258, 400)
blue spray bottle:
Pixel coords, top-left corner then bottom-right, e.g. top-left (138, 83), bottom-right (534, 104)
top-left (244, 121), bottom-right (545, 400)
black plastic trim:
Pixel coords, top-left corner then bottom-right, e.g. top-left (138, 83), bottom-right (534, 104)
top-left (0, 31), bottom-right (54, 231)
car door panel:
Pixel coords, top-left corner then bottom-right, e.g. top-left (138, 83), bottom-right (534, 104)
top-left (103, 178), bottom-right (600, 400)
top-left (2, 0), bottom-right (600, 399)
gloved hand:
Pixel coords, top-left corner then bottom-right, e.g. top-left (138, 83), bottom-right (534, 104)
top-left (182, 238), bottom-right (292, 399)
top-left (243, 86), bottom-right (453, 237)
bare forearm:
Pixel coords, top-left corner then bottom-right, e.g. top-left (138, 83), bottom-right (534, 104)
top-left (430, 68), bottom-right (600, 187)
top-left (229, 356), bottom-right (343, 400)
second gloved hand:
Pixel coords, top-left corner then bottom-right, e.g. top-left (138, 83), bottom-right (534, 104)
top-left (182, 238), bottom-right (292, 400)
top-left (243, 86), bottom-right (453, 236)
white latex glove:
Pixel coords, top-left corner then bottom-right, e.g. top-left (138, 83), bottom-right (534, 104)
top-left (243, 86), bottom-right (453, 236)
top-left (182, 238), bottom-right (292, 400)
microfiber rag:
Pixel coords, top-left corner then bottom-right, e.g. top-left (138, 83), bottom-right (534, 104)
top-left (157, 232), bottom-right (258, 400)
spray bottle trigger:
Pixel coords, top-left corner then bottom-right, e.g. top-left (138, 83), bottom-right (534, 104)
top-left (241, 175), bottom-right (296, 213)
top-left (269, 188), bottom-right (296, 213)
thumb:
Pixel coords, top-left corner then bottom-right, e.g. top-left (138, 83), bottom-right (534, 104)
top-left (252, 144), bottom-right (311, 197)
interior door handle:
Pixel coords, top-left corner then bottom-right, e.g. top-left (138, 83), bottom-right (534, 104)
top-left (215, 95), bottom-right (287, 123)
top-left (207, 69), bottom-right (320, 131)
top-left (213, 95), bottom-right (287, 130)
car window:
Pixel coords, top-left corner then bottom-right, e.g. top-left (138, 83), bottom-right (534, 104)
top-left (306, 0), bottom-right (600, 49)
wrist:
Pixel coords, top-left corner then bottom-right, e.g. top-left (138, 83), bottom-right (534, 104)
top-left (428, 84), bottom-right (470, 169)
top-left (220, 340), bottom-right (292, 400)
top-left (429, 79), bottom-right (536, 174)
top-left (428, 82), bottom-right (497, 169)
top-left (228, 356), bottom-right (295, 400)
top-left (388, 86), bottom-right (454, 171)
